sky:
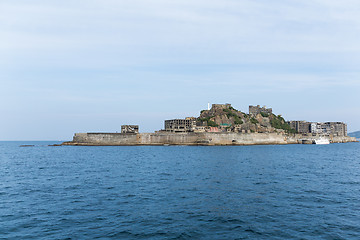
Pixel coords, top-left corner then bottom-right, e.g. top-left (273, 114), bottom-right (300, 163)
top-left (1, 0), bottom-right (360, 140)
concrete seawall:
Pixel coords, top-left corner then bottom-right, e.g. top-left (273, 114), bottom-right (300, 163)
top-left (62, 132), bottom-right (357, 146)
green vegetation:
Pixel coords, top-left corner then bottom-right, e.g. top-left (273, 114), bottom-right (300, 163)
top-left (250, 118), bottom-right (259, 124)
top-left (270, 114), bottom-right (296, 133)
top-left (223, 108), bottom-right (231, 114)
top-left (234, 119), bottom-right (243, 125)
top-left (223, 108), bottom-right (243, 125)
top-left (260, 112), bottom-right (269, 117)
top-left (198, 106), bottom-right (297, 134)
top-left (207, 120), bottom-right (218, 127)
top-left (198, 116), bottom-right (219, 127)
top-left (198, 116), bottom-right (212, 122)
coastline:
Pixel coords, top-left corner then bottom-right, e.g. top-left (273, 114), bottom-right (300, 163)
top-left (62, 132), bottom-right (357, 146)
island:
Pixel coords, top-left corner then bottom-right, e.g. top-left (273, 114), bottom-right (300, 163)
top-left (62, 104), bottom-right (357, 146)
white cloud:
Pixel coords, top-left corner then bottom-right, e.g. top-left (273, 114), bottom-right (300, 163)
top-left (1, 0), bottom-right (360, 138)
top-left (2, 0), bottom-right (360, 51)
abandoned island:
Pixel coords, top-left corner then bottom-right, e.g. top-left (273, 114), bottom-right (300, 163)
top-left (62, 104), bottom-right (357, 146)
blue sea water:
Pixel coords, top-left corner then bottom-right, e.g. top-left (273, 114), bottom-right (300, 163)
top-left (1, 142), bottom-right (360, 240)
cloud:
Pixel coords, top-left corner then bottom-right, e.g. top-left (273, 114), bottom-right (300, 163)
top-left (1, 0), bottom-right (360, 138)
top-left (2, 0), bottom-right (360, 52)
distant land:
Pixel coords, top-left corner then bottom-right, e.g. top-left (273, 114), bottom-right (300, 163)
top-left (348, 131), bottom-right (360, 139)
top-left (63, 104), bottom-right (357, 146)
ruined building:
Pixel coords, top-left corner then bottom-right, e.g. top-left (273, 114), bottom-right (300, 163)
top-left (288, 121), bottom-right (311, 134)
top-left (161, 103), bottom-right (348, 137)
top-left (287, 121), bottom-right (347, 136)
top-left (164, 117), bottom-right (196, 132)
top-left (310, 122), bottom-right (347, 136)
top-left (121, 125), bottom-right (139, 133)
top-left (249, 105), bottom-right (273, 116)
top-left (207, 104), bottom-right (232, 116)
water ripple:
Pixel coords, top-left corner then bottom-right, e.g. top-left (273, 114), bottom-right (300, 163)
top-left (0, 142), bottom-right (359, 239)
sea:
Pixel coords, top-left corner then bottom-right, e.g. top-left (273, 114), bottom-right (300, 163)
top-left (1, 141), bottom-right (360, 240)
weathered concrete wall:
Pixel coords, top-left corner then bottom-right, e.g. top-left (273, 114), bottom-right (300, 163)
top-left (139, 132), bottom-right (288, 145)
top-left (331, 135), bottom-right (356, 143)
top-left (72, 133), bottom-right (138, 145)
top-left (63, 132), bottom-right (356, 146)
top-left (284, 134), bottom-right (356, 144)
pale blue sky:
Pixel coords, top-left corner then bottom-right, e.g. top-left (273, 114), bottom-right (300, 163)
top-left (1, 0), bottom-right (360, 140)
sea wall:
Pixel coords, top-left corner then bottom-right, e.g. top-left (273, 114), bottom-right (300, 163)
top-left (285, 134), bottom-right (357, 144)
top-left (63, 132), bottom-right (357, 146)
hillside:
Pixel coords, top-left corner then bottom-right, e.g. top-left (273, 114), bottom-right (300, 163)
top-left (197, 104), bottom-right (295, 133)
top-left (348, 131), bottom-right (360, 139)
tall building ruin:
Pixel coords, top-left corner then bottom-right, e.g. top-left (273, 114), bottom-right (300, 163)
top-left (164, 117), bottom-right (197, 132)
top-left (287, 121), bottom-right (347, 136)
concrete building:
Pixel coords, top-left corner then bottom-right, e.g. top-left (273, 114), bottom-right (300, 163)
top-left (164, 117), bottom-right (196, 132)
top-left (121, 125), bottom-right (139, 133)
top-left (310, 122), bottom-right (323, 134)
top-left (204, 103), bottom-right (232, 116)
top-left (318, 122), bottom-right (347, 136)
top-left (289, 121), bottom-right (347, 136)
top-left (193, 126), bottom-right (207, 132)
top-left (332, 122), bottom-right (347, 136)
top-left (288, 121), bottom-right (311, 133)
top-left (211, 103), bottom-right (232, 109)
top-left (249, 105), bottom-right (273, 116)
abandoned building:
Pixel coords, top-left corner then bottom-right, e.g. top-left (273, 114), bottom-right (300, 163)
top-left (288, 121), bottom-right (311, 134)
top-left (311, 122), bottom-right (347, 136)
top-left (211, 103), bottom-right (232, 109)
top-left (164, 117), bottom-right (197, 132)
top-left (249, 105), bottom-right (273, 116)
top-left (287, 121), bottom-right (347, 136)
top-left (121, 125), bottom-right (139, 134)
top-left (161, 103), bottom-right (348, 136)
top-left (205, 103), bottom-right (232, 116)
